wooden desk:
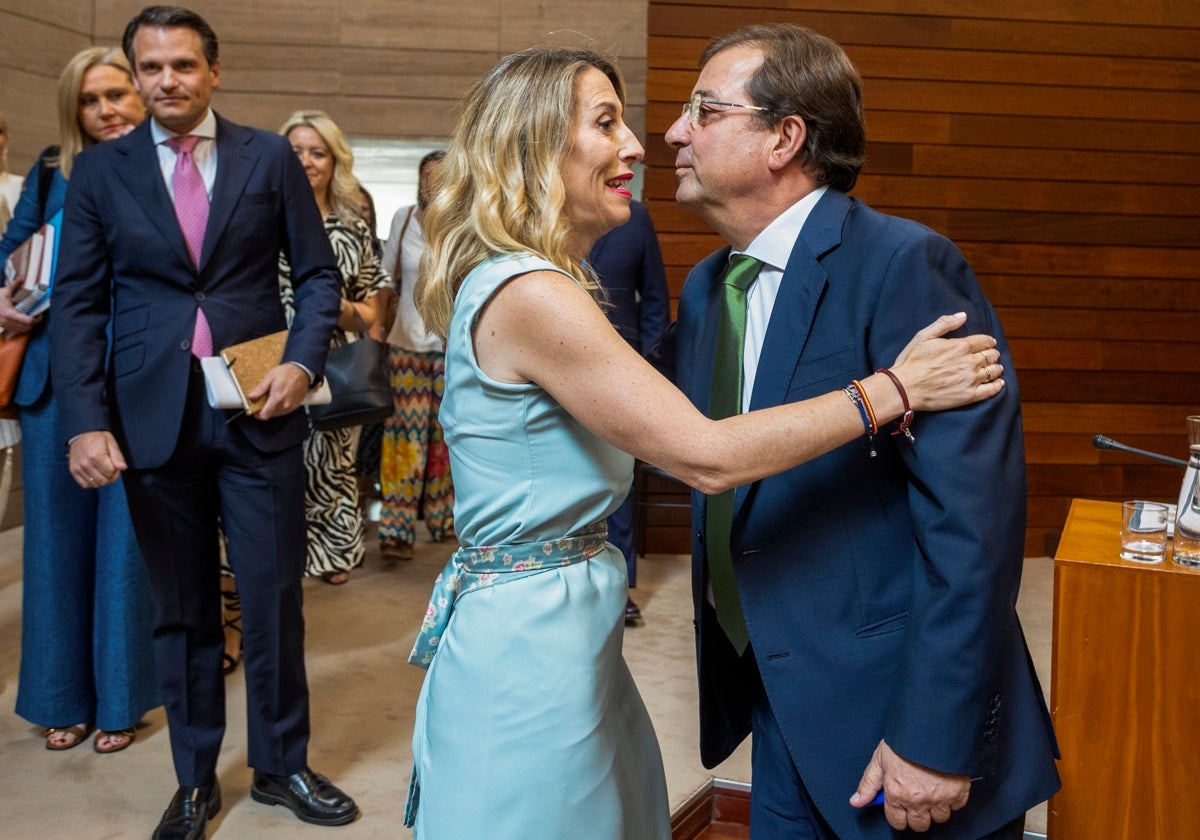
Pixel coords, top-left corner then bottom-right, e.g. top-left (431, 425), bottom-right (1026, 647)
top-left (1048, 498), bottom-right (1200, 839)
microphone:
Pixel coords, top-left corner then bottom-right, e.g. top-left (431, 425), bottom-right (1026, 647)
top-left (1092, 434), bottom-right (1187, 468)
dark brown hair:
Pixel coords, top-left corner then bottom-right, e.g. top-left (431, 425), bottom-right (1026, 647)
top-left (123, 5), bottom-right (219, 67)
top-left (702, 24), bottom-right (866, 192)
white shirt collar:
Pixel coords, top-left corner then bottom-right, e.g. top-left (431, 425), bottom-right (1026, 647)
top-left (150, 109), bottom-right (218, 145)
top-left (740, 186), bottom-right (828, 270)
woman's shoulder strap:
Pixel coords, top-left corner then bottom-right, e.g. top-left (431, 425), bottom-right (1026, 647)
top-left (36, 146), bottom-right (61, 220)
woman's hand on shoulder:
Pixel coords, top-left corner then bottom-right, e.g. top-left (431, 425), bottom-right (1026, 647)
top-left (890, 313), bottom-right (1005, 412)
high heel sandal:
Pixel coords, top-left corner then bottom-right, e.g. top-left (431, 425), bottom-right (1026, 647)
top-left (221, 578), bottom-right (243, 676)
top-left (94, 727), bottom-right (137, 754)
top-left (45, 723), bottom-right (93, 751)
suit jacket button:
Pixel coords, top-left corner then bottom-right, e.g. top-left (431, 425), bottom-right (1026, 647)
top-left (181, 340), bottom-right (191, 350)
top-left (195, 291), bottom-right (206, 301)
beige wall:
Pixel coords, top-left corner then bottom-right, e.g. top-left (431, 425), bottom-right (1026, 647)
top-left (0, 0), bottom-right (649, 174)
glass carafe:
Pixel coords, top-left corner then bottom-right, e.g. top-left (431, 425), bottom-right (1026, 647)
top-left (1173, 416), bottom-right (1200, 567)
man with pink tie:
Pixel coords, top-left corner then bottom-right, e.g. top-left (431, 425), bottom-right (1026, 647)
top-left (51, 6), bottom-right (358, 839)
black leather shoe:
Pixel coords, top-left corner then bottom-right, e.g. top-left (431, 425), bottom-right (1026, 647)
top-left (251, 767), bottom-right (359, 826)
top-left (152, 781), bottom-right (221, 840)
top-left (625, 596), bottom-right (643, 625)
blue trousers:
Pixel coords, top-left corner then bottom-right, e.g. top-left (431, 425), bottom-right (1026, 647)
top-left (15, 390), bottom-right (159, 731)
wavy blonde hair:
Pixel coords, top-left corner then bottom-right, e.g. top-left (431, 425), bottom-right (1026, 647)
top-left (416, 47), bottom-right (625, 339)
top-left (52, 47), bottom-right (136, 179)
top-left (279, 110), bottom-right (362, 227)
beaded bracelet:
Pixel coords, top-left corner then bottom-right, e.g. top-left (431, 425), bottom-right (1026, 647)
top-left (876, 367), bottom-right (916, 443)
top-left (843, 381), bottom-right (877, 458)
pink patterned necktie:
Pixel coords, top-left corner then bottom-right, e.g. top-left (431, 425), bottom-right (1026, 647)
top-left (166, 134), bottom-right (212, 357)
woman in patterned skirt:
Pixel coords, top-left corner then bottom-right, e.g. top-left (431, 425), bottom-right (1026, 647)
top-left (378, 150), bottom-right (455, 561)
top-left (278, 110), bottom-right (390, 583)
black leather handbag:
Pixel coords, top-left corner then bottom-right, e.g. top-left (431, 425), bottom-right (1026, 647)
top-left (309, 311), bottom-right (393, 432)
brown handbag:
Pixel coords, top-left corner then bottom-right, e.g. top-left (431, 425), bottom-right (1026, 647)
top-left (0, 330), bottom-right (30, 416)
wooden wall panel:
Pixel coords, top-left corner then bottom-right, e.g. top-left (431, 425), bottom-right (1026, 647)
top-left (646, 1), bottom-right (1200, 557)
top-left (856, 177), bottom-right (1198, 216)
top-left (0, 9), bottom-right (90, 164)
top-left (0, 0), bottom-right (650, 174)
top-left (657, 0), bottom-right (1200, 28)
top-left (0, 66), bottom-right (64, 164)
top-left (649, 5), bottom-right (1198, 57)
top-left (90, 0), bottom-right (342, 46)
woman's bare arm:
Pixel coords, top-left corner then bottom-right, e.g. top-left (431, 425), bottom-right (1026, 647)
top-left (474, 271), bottom-right (1001, 495)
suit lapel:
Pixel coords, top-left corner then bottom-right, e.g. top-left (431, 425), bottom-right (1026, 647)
top-left (735, 190), bottom-right (849, 511)
top-left (202, 114), bottom-right (259, 272)
top-left (112, 122), bottom-right (194, 270)
top-left (747, 189), bottom-right (850, 414)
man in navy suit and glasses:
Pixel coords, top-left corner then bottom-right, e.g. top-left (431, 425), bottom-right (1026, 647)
top-left (51, 6), bottom-right (358, 838)
top-left (664, 24), bottom-right (1060, 839)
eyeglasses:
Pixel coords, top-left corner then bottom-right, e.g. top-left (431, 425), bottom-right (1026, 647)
top-left (681, 91), bottom-right (769, 128)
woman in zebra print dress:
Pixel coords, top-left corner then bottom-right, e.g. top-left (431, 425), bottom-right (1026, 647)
top-left (279, 110), bottom-right (390, 583)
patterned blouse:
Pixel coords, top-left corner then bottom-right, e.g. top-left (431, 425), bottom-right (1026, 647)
top-left (278, 212), bottom-right (391, 347)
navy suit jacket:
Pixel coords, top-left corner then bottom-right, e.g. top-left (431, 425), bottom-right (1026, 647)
top-left (0, 152), bottom-right (68, 408)
top-left (587, 200), bottom-right (670, 354)
top-left (676, 189), bottom-right (1060, 838)
top-left (51, 114), bottom-right (340, 469)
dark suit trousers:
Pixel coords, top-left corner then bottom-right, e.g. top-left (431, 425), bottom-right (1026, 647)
top-left (122, 363), bottom-right (310, 786)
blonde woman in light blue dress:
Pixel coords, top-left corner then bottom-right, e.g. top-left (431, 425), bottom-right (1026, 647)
top-left (404, 47), bottom-right (1007, 840)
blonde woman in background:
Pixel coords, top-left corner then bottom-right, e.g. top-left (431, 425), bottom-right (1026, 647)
top-left (279, 110), bottom-right (390, 584)
top-left (0, 48), bottom-right (158, 754)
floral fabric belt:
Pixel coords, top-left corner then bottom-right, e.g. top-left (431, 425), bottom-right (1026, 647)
top-left (403, 523), bottom-right (610, 828)
top-left (407, 522), bottom-right (609, 669)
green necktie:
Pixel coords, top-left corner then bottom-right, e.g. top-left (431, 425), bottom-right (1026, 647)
top-left (705, 254), bottom-right (761, 655)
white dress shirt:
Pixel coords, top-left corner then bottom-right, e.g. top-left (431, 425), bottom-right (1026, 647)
top-left (150, 110), bottom-right (218, 199)
top-left (703, 187), bottom-right (827, 608)
top-left (381, 205), bottom-right (442, 353)
top-left (735, 186), bottom-right (827, 410)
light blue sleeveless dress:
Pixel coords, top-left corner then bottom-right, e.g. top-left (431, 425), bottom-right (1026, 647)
top-left (408, 253), bottom-right (670, 839)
